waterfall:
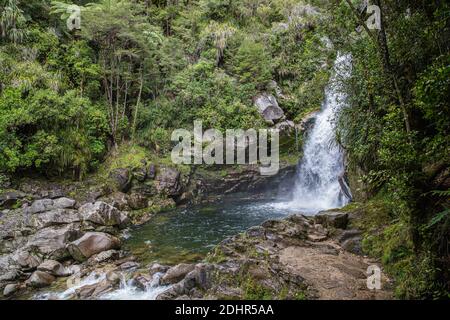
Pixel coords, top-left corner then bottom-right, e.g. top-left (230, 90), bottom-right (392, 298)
top-left (288, 53), bottom-right (352, 213)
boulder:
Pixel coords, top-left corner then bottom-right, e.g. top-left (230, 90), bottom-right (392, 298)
top-left (128, 193), bottom-right (148, 210)
top-left (27, 271), bottom-right (55, 288)
top-left (37, 260), bottom-right (66, 277)
top-left (315, 211), bottom-right (349, 229)
top-left (0, 191), bottom-right (26, 209)
top-left (254, 93), bottom-right (284, 123)
top-left (148, 263), bottom-right (169, 277)
top-left (133, 274), bottom-right (153, 291)
top-left (11, 249), bottom-right (42, 270)
top-left (3, 283), bottom-right (19, 297)
top-left (275, 120), bottom-right (295, 134)
top-left (155, 167), bottom-right (182, 196)
top-left (25, 224), bottom-right (83, 261)
top-left (30, 209), bottom-right (81, 229)
top-left (25, 198), bottom-right (75, 214)
top-left (79, 201), bottom-right (122, 226)
top-left (67, 232), bottom-right (121, 262)
top-left (160, 264), bottom-right (195, 285)
top-left (109, 168), bottom-right (131, 192)
top-left (119, 261), bottom-right (140, 271)
top-left (100, 192), bottom-right (129, 211)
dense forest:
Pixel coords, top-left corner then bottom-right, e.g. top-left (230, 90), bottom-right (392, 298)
top-left (0, 0), bottom-right (449, 299)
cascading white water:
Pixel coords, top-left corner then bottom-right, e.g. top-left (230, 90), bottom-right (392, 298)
top-left (288, 53), bottom-right (352, 213)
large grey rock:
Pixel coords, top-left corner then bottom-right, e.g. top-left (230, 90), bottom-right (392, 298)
top-left (25, 224), bottom-right (83, 260)
top-left (254, 93), bottom-right (284, 123)
top-left (67, 232), bottom-right (121, 262)
top-left (100, 192), bottom-right (129, 211)
top-left (160, 264), bottom-right (195, 285)
top-left (27, 270), bottom-right (55, 288)
top-left (25, 198), bottom-right (75, 214)
top-left (37, 260), bottom-right (66, 276)
top-left (155, 167), bottom-right (181, 196)
top-left (109, 168), bottom-right (131, 192)
top-left (79, 201), bottom-right (122, 226)
top-left (30, 209), bottom-right (81, 229)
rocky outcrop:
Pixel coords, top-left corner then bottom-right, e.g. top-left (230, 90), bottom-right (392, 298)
top-left (155, 167), bottom-right (182, 197)
top-left (0, 194), bottom-right (130, 297)
top-left (0, 191), bottom-right (27, 209)
top-left (150, 213), bottom-right (392, 300)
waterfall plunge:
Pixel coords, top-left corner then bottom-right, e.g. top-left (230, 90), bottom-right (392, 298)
top-left (287, 53), bottom-right (352, 213)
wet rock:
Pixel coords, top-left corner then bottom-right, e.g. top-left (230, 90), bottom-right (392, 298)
top-left (3, 283), bottom-right (19, 297)
top-left (37, 260), bottom-right (66, 277)
top-left (160, 264), bottom-right (195, 285)
top-left (67, 232), bottom-right (121, 262)
top-left (109, 168), bottom-right (131, 193)
top-left (119, 261), bottom-right (140, 271)
top-left (148, 263), bottom-right (169, 276)
top-left (133, 274), bottom-right (152, 290)
top-left (27, 271), bottom-right (55, 288)
top-left (79, 201), bottom-right (122, 227)
top-left (87, 250), bottom-right (120, 265)
top-left (315, 211), bottom-right (349, 229)
top-left (106, 271), bottom-right (121, 285)
top-left (155, 167), bottom-right (182, 196)
top-left (254, 93), bottom-right (284, 124)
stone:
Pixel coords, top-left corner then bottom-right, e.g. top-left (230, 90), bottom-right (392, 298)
top-left (11, 249), bottom-right (42, 269)
top-left (133, 274), bottom-right (152, 291)
top-left (3, 283), bottom-right (19, 297)
top-left (109, 168), bottom-right (131, 192)
top-left (30, 209), bottom-right (81, 229)
top-left (79, 201), bottom-right (122, 226)
top-left (119, 261), bottom-right (140, 271)
top-left (254, 93), bottom-right (284, 123)
top-left (25, 197), bottom-right (76, 214)
top-left (87, 250), bottom-right (120, 265)
top-left (148, 263), bottom-right (169, 276)
top-left (106, 271), bottom-right (121, 285)
top-left (101, 192), bottom-right (129, 211)
top-left (315, 211), bottom-right (349, 229)
top-left (155, 167), bottom-right (182, 196)
top-left (0, 191), bottom-right (26, 209)
top-left (27, 271), bottom-right (55, 288)
top-left (160, 263), bottom-right (195, 285)
top-left (67, 232), bottom-right (121, 262)
top-left (275, 120), bottom-right (295, 134)
top-left (37, 260), bottom-right (66, 277)
top-left (128, 192), bottom-right (148, 210)
top-left (25, 224), bottom-right (83, 260)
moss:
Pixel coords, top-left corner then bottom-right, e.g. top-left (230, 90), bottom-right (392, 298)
top-left (242, 277), bottom-right (273, 300)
